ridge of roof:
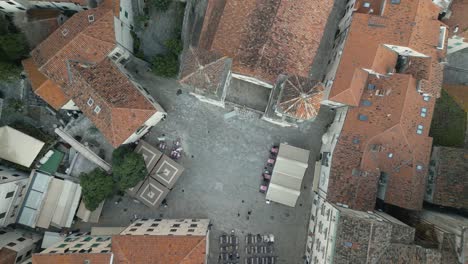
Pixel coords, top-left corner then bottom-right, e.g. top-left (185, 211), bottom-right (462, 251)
top-left (178, 237), bottom-right (207, 264)
top-left (33, 8), bottom-right (114, 69)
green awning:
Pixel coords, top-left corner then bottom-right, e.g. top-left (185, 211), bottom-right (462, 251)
top-left (39, 150), bottom-right (65, 174)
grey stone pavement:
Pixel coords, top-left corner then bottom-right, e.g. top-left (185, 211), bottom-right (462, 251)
top-left (74, 67), bottom-right (334, 263)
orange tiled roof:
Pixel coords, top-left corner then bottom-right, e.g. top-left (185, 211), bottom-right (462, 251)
top-left (443, 0), bottom-right (468, 38)
top-left (32, 253), bottom-right (112, 264)
top-left (327, 74), bottom-right (434, 210)
top-left (195, 0), bottom-right (334, 84)
top-left (0, 248), bottom-right (17, 264)
top-left (67, 59), bottom-right (157, 147)
top-left (112, 235), bottom-right (207, 264)
top-left (276, 75), bottom-right (324, 120)
top-left (31, 8), bottom-right (116, 87)
top-left (22, 58), bottom-right (69, 110)
top-left (329, 0), bottom-right (447, 106)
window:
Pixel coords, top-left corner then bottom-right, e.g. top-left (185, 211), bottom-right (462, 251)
top-left (391, 0), bottom-right (401, 4)
top-left (91, 243), bottom-right (100, 248)
top-left (136, 125), bottom-right (148, 135)
top-left (420, 107), bottom-right (427, 117)
top-left (375, 89), bottom-right (386, 96)
top-left (88, 15), bottom-right (95, 22)
top-left (361, 100), bottom-right (372, 106)
top-left (124, 11), bottom-right (128, 18)
top-left (190, 224), bottom-right (198, 227)
top-left (146, 228), bottom-right (154, 232)
top-left (5, 191), bottom-right (14, 198)
top-left (57, 244), bottom-right (67, 248)
top-left (16, 255), bottom-right (23, 263)
top-left (7, 1), bottom-right (15, 5)
top-left (61, 28), bottom-right (69, 36)
top-left (49, 250), bottom-right (57, 253)
top-left (94, 106), bottom-right (101, 114)
top-left (358, 114), bottom-right (368, 121)
top-left (16, 6), bottom-right (25, 10)
top-left (17, 237), bottom-right (25, 242)
top-left (188, 229), bottom-right (195, 232)
top-left (170, 229), bottom-right (177, 232)
top-left (387, 153), bottom-right (393, 158)
top-left (172, 224), bottom-right (180, 227)
top-left (0, 212), bottom-right (6, 219)
top-left (417, 125), bottom-right (424, 135)
top-left (74, 243), bottom-right (84, 248)
top-left (26, 250), bottom-right (32, 257)
top-left (150, 223), bottom-right (159, 227)
top-left (416, 165), bottom-right (423, 171)
top-left (423, 96), bottom-right (430, 102)
top-left (134, 223), bottom-right (142, 226)
top-left (7, 242), bottom-right (16, 247)
top-left (0, 230), bottom-right (5, 235)
top-left (129, 228), bottom-right (137, 232)
top-left (82, 237), bottom-right (93, 242)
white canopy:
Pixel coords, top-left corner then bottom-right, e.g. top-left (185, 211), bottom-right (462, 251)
top-left (266, 143), bottom-right (309, 207)
top-left (0, 126), bottom-right (45, 167)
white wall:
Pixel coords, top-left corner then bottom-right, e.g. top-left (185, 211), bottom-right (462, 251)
top-left (114, 17), bottom-right (134, 53)
top-left (305, 194), bottom-right (339, 264)
top-left (0, 166), bottom-right (28, 227)
top-left (384, 44), bottom-right (429, 58)
top-left (231, 73), bottom-right (273, 89)
top-left (315, 107), bottom-right (348, 199)
top-left (0, 227), bottom-right (41, 263)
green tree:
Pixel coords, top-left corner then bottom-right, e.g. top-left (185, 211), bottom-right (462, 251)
top-left (80, 169), bottom-right (115, 211)
top-left (152, 54), bottom-right (179, 78)
top-left (0, 33), bottom-right (29, 62)
top-left (0, 61), bottom-right (21, 81)
top-left (152, 0), bottom-right (171, 11)
top-left (112, 145), bottom-right (147, 190)
top-left (165, 38), bottom-right (183, 55)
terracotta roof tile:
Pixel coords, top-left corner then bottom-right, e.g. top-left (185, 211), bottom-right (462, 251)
top-left (329, 0), bottom-right (447, 105)
top-left (112, 235), bottom-right (207, 264)
top-left (276, 75), bottom-right (324, 120)
top-left (32, 253), bottom-right (112, 264)
top-left (429, 147), bottom-right (468, 209)
top-left (327, 74), bottom-right (435, 210)
top-left (67, 59), bottom-right (157, 147)
top-left (22, 58), bottom-right (69, 110)
top-left (179, 47), bottom-right (232, 98)
top-left (195, 0), bottom-right (334, 84)
top-left (443, 0), bottom-right (468, 38)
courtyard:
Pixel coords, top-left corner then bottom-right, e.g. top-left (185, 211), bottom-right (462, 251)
top-left (73, 67), bottom-right (334, 263)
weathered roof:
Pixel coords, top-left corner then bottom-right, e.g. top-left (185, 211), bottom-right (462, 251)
top-left (193, 0), bottom-right (333, 84)
top-left (0, 126), bottom-right (45, 168)
top-left (179, 47), bottom-right (231, 99)
top-left (276, 75), bottom-right (324, 120)
top-left (112, 235), bottom-right (207, 264)
top-left (0, 248), bottom-right (17, 264)
top-left (31, 8), bottom-right (115, 81)
top-left (429, 147), bottom-right (468, 209)
top-left (443, 0), bottom-right (468, 39)
top-left (22, 58), bottom-right (69, 110)
top-left (329, 0), bottom-right (447, 105)
top-left (67, 59), bottom-right (157, 147)
top-left (32, 253), bottom-right (112, 264)
top-left (327, 74), bottom-right (434, 210)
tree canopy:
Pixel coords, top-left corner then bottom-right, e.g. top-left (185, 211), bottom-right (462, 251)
top-left (112, 145), bottom-right (147, 190)
top-left (80, 168), bottom-right (115, 211)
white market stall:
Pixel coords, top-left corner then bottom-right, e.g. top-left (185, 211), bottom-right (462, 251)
top-left (266, 143), bottom-right (310, 207)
